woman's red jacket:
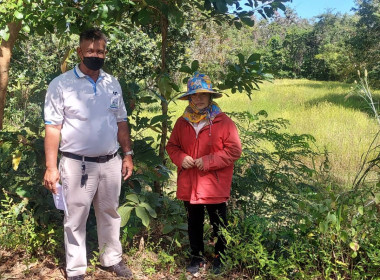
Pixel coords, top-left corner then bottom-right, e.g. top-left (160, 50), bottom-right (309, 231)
top-left (166, 112), bottom-right (242, 204)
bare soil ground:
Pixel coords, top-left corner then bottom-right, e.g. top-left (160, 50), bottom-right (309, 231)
top-left (0, 250), bottom-right (244, 280)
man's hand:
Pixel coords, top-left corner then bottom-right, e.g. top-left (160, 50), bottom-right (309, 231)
top-left (44, 124), bottom-right (61, 194)
top-left (44, 167), bottom-right (60, 194)
top-left (122, 155), bottom-right (133, 180)
top-left (117, 121), bottom-right (133, 180)
top-left (194, 158), bottom-right (204, 171)
top-left (182, 155), bottom-right (195, 169)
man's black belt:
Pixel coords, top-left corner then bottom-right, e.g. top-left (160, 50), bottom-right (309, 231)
top-left (62, 151), bottom-right (118, 163)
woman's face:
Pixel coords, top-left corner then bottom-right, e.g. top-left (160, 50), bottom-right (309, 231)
top-left (190, 92), bottom-right (211, 110)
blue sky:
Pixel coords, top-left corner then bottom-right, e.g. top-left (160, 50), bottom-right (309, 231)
top-left (287, 0), bottom-right (357, 18)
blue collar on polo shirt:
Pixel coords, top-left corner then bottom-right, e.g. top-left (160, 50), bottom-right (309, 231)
top-left (74, 64), bottom-right (105, 95)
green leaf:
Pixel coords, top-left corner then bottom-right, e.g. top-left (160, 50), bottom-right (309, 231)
top-left (136, 206), bottom-right (150, 227)
top-left (277, 3), bottom-right (286, 12)
top-left (349, 242), bottom-right (360, 252)
top-left (162, 224), bottom-right (174, 234)
top-left (12, 150), bottom-right (22, 171)
top-left (240, 16), bottom-right (255, 27)
top-left (125, 193), bottom-right (139, 204)
top-left (158, 75), bottom-right (172, 98)
top-left (214, 19), bottom-right (222, 26)
top-left (150, 114), bottom-right (168, 126)
top-left (140, 202), bottom-right (157, 218)
top-left (179, 65), bottom-right (193, 74)
top-left (214, 2), bottom-right (228, 13)
top-left (118, 206), bottom-right (133, 227)
top-left (14, 11), bottom-right (24, 19)
top-left (177, 223), bottom-right (188, 231)
top-left (258, 10), bottom-right (266, 19)
top-left (0, 26), bottom-right (10, 41)
top-left (374, 193), bottom-right (380, 204)
top-left (258, 259), bottom-right (266, 267)
top-left (138, 9), bottom-right (155, 25)
top-left (340, 230), bottom-right (349, 242)
top-left (247, 53), bottom-right (261, 63)
top-left (191, 60), bottom-right (199, 72)
top-left (204, 0), bottom-right (212, 10)
top-left (358, 206), bottom-right (364, 215)
top-left (22, 25), bottom-right (30, 33)
top-left (15, 186), bottom-right (31, 198)
top-left (170, 82), bottom-right (180, 92)
top-left (264, 7), bottom-right (274, 17)
top-left (335, 260), bottom-right (348, 267)
top-left (101, 4), bottom-right (109, 19)
top-left (168, 8), bottom-right (184, 28)
top-left (319, 221), bottom-right (327, 233)
top-left (175, 239), bottom-right (181, 247)
top-left (234, 21), bottom-right (243, 29)
top-left (327, 213), bottom-right (337, 225)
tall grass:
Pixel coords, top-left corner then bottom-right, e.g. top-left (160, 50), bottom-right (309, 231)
top-left (246, 79), bottom-right (380, 185)
top-left (138, 79), bottom-right (380, 186)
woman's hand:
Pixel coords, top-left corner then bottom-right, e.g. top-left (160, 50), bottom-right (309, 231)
top-left (182, 155), bottom-right (195, 169)
top-left (194, 158), bottom-right (204, 171)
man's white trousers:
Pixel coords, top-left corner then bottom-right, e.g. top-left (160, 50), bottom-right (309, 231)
top-left (59, 155), bottom-right (123, 277)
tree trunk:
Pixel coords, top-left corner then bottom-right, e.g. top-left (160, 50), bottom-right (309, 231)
top-left (0, 22), bottom-right (21, 130)
top-left (158, 14), bottom-right (169, 160)
top-left (153, 11), bottom-right (169, 195)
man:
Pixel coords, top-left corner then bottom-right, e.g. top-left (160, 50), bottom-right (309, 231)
top-left (43, 28), bottom-right (134, 280)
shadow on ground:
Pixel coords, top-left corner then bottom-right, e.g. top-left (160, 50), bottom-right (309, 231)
top-left (306, 93), bottom-right (380, 118)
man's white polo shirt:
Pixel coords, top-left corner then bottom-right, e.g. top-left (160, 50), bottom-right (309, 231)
top-left (44, 65), bottom-right (128, 157)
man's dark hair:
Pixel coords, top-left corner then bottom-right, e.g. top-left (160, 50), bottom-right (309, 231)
top-left (79, 28), bottom-right (107, 44)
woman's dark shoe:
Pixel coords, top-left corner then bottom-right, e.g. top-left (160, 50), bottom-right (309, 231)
top-left (106, 260), bottom-right (133, 279)
top-left (186, 256), bottom-right (205, 274)
top-left (212, 255), bottom-right (223, 275)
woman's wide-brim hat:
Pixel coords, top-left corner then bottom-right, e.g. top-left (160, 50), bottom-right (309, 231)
top-left (178, 72), bottom-right (223, 100)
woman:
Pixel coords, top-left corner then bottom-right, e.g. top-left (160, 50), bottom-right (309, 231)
top-left (166, 72), bottom-right (242, 274)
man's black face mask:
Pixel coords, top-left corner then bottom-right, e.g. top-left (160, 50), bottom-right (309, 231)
top-left (83, 56), bottom-right (104, 71)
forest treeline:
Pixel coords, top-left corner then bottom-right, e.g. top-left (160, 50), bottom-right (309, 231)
top-left (191, 1), bottom-right (380, 87)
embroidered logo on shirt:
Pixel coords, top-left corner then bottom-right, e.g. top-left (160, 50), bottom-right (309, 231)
top-left (110, 95), bottom-right (119, 109)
